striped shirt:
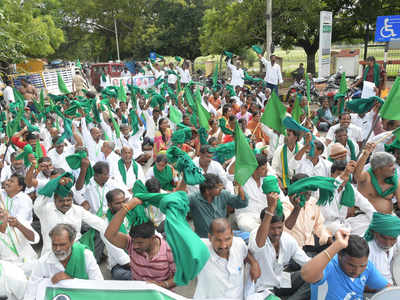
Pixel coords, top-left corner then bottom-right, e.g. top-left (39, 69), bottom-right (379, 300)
top-left (127, 236), bottom-right (176, 281)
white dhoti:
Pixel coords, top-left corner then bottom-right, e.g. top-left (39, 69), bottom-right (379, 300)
top-left (0, 260), bottom-right (27, 300)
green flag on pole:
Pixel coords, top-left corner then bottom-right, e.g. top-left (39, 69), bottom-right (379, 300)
top-left (339, 72), bottom-right (347, 94)
top-left (234, 122), bottom-right (258, 186)
top-left (260, 91), bottom-right (287, 135)
top-left (169, 106), bottom-right (182, 125)
top-left (305, 73), bottom-right (311, 103)
top-left (118, 80), bottom-right (127, 102)
top-left (57, 72), bottom-right (70, 95)
top-left (380, 77), bottom-right (400, 121)
top-left (292, 93), bottom-right (303, 124)
top-left (107, 106), bottom-right (120, 139)
top-left (194, 88), bottom-right (210, 130)
top-left (76, 59), bottom-right (82, 70)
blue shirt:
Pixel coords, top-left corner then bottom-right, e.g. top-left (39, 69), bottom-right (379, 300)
top-left (311, 255), bottom-right (388, 300)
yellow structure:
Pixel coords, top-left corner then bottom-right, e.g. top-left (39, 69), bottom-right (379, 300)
top-left (16, 59), bottom-right (46, 73)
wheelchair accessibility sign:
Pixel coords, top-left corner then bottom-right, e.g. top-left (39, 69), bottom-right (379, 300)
top-left (375, 15), bottom-right (400, 42)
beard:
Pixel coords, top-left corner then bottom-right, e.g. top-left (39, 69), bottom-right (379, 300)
top-left (54, 247), bottom-right (72, 261)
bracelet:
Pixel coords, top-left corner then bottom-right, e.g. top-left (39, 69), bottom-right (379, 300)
top-left (265, 210), bottom-right (274, 217)
top-left (122, 204), bottom-right (130, 213)
top-left (163, 280), bottom-right (169, 289)
top-left (323, 250), bottom-right (332, 260)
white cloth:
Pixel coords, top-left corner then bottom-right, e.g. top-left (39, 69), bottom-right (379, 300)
top-left (24, 248), bottom-right (103, 300)
top-left (326, 123), bottom-right (363, 143)
top-left (104, 218), bottom-right (131, 270)
top-left (167, 68), bottom-right (178, 84)
top-left (271, 144), bottom-right (299, 181)
top-left (320, 177), bottom-right (376, 235)
top-left (368, 239), bottom-right (400, 284)
top-left (80, 118), bottom-right (104, 163)
top-left (260, 57), bottom-right (283, 85)
top-left (116, 128), bottom-right (145, 159)
top-left (0, 260), bottom-right (27, 300)
top-left (0, 190), bottom-right (33, 224)
top-left (350, 112), bottom-right (374, 141)
top-left (249, 231), bottom-right (310, 291)
top-left (194, 237), bottom-right (248, 299)
top-left (39, 126), bottom-right (52, 151)
top-left (294, 157), bottom-right (332, 178)
top-left (176, 66), bottom-right (191, 83)
top-left (369, 131), bottom-right (393, 153)
top-left (150, 64), bottom-right (165, 80)
top-left (47, 147), bottom-right (74, 172)
top-left (98, 151), bottom-right (120, 180)
top-left (33, 195), bottom-right (107, 255)
top-left (187, 157), bottom-right (234, 194)
top-left (227, 59), bottom-right (244, 88)
top-left (143, 110), bottom-right (157, 140)
top-left (3, 86), bottom-right (15, 105)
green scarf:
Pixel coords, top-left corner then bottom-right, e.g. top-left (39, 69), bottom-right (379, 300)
top-left (364, 212), bottom-right (400, 241)
top-left (38, 173), bottom-right (75, 198)
top-left (106, 209), bottom-right (135, 234)
top-left (368, 168), bottom-right (398, 198)
top-left (218, 118), bottom-right (234, 135)
top-left (213, 142), bottom-right (235, 164)
top-left (118, 159), bottom-right (138, 185)
top-left (347, 139), bottom-right (356, 161)
top-left (340, 180), bottom-right (355, 207)
top-left (346, 96), bottom-right (384, 114)
top-left (15, 144), bottom-right (34, 167)
top-left (153, 164), bottom-right (174, 191)
top-left (261, 176), bottom-right (283, 217)
top-left (134, 191), bottom-right (209, 286)
top-left (363, 63), bottom-right (380, 87)
top-left (281, 143), bottom-right (298, 188)
top-left (66, 151), bottom-right (94, 185)
top-left (64, 243), bottom-right (89, 279)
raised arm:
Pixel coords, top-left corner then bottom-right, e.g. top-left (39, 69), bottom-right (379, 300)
top-left (284, 195), bottom-right (302, 230)
top-left (354, 142), bottom-right (376, 183)
top-left (104, 197), bottom-right (142, 249)
top-left (301, 229), bottom-right (349, 283)
top-left (75, 156), bottom-right (90, 191)
top-left (255, 192), bottom-right (278, 247)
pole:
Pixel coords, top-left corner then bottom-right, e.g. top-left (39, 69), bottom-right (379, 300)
top-left (113, 14), bottom-right (120, 62)
top-left (266, 0), bottom-right (272, 58)
top-left (383, 42), bottom-right (389, 71)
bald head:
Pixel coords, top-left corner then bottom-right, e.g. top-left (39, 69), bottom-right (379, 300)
top-left (209, 218), bottom-right (232, 236)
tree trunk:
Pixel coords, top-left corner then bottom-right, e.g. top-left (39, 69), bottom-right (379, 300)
top-left (304, 47), bottom-right (318, 76)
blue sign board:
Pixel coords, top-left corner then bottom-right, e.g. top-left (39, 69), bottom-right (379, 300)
top-left (375, 15), bottom-right (400, 42)
top-left (149, 52), bottom-right (156, 60)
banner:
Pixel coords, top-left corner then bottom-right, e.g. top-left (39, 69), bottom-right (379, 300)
top-left (108, 76), bottom-right (155, 90)
top-left (45, 279), bottom-right (188, 300)
top-left (318, 11), bottom-right (333, 78)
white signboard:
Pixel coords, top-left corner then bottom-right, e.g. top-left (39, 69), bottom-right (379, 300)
top-left (108, 75), bottom-right (155, 90)
top-left (318, 11), bottom-right (333, 78)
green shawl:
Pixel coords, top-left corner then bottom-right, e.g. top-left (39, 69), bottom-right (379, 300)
top-left (118, 159), bottom-right (138, 185)
top-left (281, 143), bottom-right (298, 188)
top-left (66, 151), bottom-right (94, 185)
top-left (134, 191), bottom-right (210, 286)
top-left (218, 118), bottom-right (234, 135)
top-left (38, 173), bottom-right (75, 198)
top-left (364, 212), bottom-right (400, 241)
top-left (363, 63), bottom-right (380, 87)
top-left (64, 243), bottom-right (89, 279)
top-left (347, 139), bottom-right (357, 161)
top-left (368, 168), bottom-right (398, 198)
top-left (153, 164), bottom-right (174, 191)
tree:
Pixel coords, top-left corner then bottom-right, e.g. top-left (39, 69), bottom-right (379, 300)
top-left (0, 0), bottom-right (64, 65)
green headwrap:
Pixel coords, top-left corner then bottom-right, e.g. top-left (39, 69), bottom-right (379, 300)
top-left (364, 212), bottom-right (400, 241)
top-left (66, 151), bottom-right (94, 185)
top-left (38, 172), bottom-right (75, 197)
top-left (261, 176), bottom-right (283, 217)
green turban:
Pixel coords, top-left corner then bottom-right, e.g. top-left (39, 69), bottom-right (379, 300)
top-left (262, 176), bottom-right (283, 217)
top-left (38, 172), bottom-right (75, 198)
top-left (364, 212), bottom-right (400, 241)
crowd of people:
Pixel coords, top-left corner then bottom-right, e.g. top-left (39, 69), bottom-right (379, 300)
top-left (0, 51), bottom-right (399, 300)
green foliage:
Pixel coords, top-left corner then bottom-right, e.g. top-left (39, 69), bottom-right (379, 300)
top-left (0, 0), bottom-right (64, 63)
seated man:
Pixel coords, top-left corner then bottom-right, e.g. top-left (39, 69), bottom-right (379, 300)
top-left (187, 173), bottom-right (248, 238)
top-left (105, 197), bottom-right (176, 289)
top-left (316, 98), bottom-right (334, 132)
top-left (249, 193), bottom-right (310, 299)
top-left (283, 174), bottom-right (331, 254)
top-left (301, 230), bottom-right (390, 299)
top-left (355, 148), bottom-right (400, 215)
top-left (194, 218), bottom-right (260, 299)
top-left (325, 112), bottom-right (362, 147)
top-left (327, 127), bottom-right (359, 163)
top-left (365, 212), bottom-right (400, 285)
top-left (321, 160), bottom-right (376, 236)
top-left (24, 224), bottom-right (103, 300)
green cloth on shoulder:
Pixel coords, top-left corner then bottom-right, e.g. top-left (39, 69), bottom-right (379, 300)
top-left (368, 168), bottom-right (398, 198)
top-left (64, 242), bottom-right (89, 279)
top-left (38, 172), bottom-right (75, 198)
top-left (66, 151), bottom-right (94, 185)
top-left (118, 159), bottom-right (138, 184)
top-left (134, 191), bottom-right (210, 286)
top-left (364, 212), bottom-right (400, 241)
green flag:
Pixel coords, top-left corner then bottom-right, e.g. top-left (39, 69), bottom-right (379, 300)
top-left (305, 73), bottom-right (311, 103)
top-left (212, 63), bottom-right (219, 91)
top-left (339, 72), bottom-right (347, 94)
top-left (118, 80), bottom-right (127, 102)
top-left (234, 122), bottom-right (258, 185)
top-left (194, 88), bottom-right (210, 130)
top-left (107, 106), bottom-right (120, 139)
top-left (292, 93), bottom-right (303, 123)
top-left (169, 106), bottom-right (182, 125)
top-left (76, 59), bottom-right (82, 70)
top-left (380, 77), bottom-right (400, 121)
top-left (57, 72), bottom-right (70, 94)
top-left (13, 88), bottom-right (25, 105)
top-left (35, 139), bottom-right (43, 160)
top-left (260, 91), bottom-right (287, 134)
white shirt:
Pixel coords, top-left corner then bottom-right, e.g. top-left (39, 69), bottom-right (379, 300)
top-left (150, 64), bottom-right (165, 80)
top-left (114, 161), bottom-right (145, 192)
top-left (116, 128), bottom-right (145, 159)
top-left (33, 195), bottom-right (107, 255)
top-left (272, 144), bottom-right (299, 181)
top-left (326, 123), bottom-right (363, 143)
top-left (80, 118), bottom-right (104, 163)
top-left (104, 217), bottom-right (131, 270)
top-left (3, 86), bottom-right (14, 105)
top-left (351, 112), bottom-right (374, 141)
top-left (327, 140), bottom-right (359, 162)
top-left (0, 190), bottom-right (33, 224)
top-left (320, 177), bottom-right (376, 235)
top-left (176, 66), bottom-right (191, 83)
top-left (187, 158), bottom-right (234, 194)
top-left (0, 260), bottom-right (27, 300)
top-left (227, 60), bottom-right (244, 88)
top-left (369, 131), bottom-right (393, 153)
top-left (47, 147), bottom-right (74, 172)
top-left (368, 239), bottom-right (400, 284)
top-left (98, 151), bottom-right (120, 179)
top-left (249, 231), bottom-right (310, 291)
top-left (24, 248), bottom-right (103, 300)
top-left (83, 178), bottom-right (130, 215)
top-left (260, 57), bottom-right (283, 85)
top-left (194, 237), bottom-right (248, 299)
top-left (167, 68), bottom-right (178, 84)
top-left (294, 157), bottom-right (332, 178)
